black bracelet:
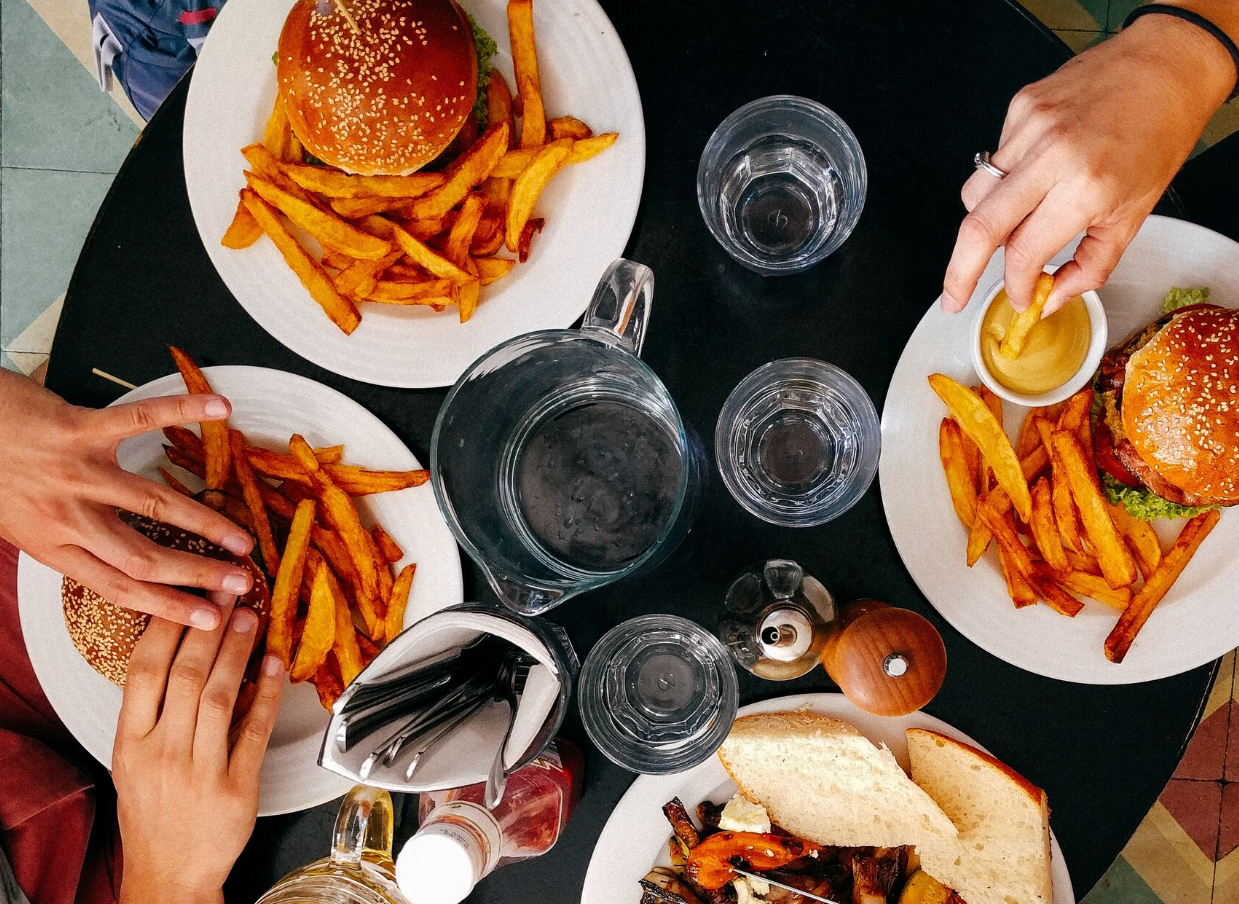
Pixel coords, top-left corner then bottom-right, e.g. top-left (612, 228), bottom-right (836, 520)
top-left (1124, 4), bottom-right (1239, 100)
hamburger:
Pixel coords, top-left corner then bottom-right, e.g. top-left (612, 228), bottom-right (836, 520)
top-left (276, 0), bottom-right (497, 176)
top-left (1093, 287), bottom-right (1239, 520)
top-left (63, 513), bottom-right (270, 690)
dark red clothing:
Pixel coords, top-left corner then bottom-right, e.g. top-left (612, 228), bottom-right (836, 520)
top-left (0, 539), bottom-right (121, 904)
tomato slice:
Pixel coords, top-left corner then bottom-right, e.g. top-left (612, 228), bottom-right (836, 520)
top-left (1094, 420), bottom-right (1142, 488)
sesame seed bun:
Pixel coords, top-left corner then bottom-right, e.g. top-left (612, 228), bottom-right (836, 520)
top-left (277, 0), bottom-right (478, 176)
top-left (1123, 306), bottom-right (1239, 507)
top-left (62, 514), bottom-right (270, 687)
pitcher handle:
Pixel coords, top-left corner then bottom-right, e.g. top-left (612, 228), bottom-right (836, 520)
top-left (331, 785), bottom-right (395, 868)
top-left (581, 259), bottom-right (655, 355)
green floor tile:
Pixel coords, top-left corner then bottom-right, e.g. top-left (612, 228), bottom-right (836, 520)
top-left (1020, 0), bottom-right (1108, 31)
top-left (1, 166), bottom-right (114, 348)
top-left (1054, 28), bottom-right (1107, 53)
top-left (1107, 0), bottom-right (1141, 31)
top-left (1079, 856), bottom-right (1172, 904)
top-left (0, 352), bottom-right (19, 374)
top-left (1, 0), bottom-right (139, 173)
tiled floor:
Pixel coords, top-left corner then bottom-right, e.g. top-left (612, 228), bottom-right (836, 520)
top-left (3, 1), bottom-right (1239, 902)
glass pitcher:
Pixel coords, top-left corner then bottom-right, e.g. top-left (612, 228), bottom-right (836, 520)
top-left (430, 259), bottom-right (703, 616)
top-left (256, 786), bottom-right (407, 904)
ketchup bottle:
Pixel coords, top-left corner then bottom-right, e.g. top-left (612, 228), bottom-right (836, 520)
top-left (395, 740), bottom-right (584, 904)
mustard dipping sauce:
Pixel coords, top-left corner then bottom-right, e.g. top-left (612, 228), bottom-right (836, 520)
top-left (980, 290), bottom-right (1091, 395)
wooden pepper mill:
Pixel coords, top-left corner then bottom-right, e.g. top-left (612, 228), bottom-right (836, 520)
top-left (720, 562), bottom-right (947, 716)
top-left (818, 598), bottom-right (947, 717)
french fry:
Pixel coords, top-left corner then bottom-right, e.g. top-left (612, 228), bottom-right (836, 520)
top-left (506, 139), bottom-right (571, 253)
top-left (244, 172), bottom-right (393, 260)
top-left (244, 443), bottom-right (430, 495)
top-left (1065, 549), bottom-right (1101, 575)
top-left (241, 190), bottom-right (362, 334)
top-left (1051, 430), bottom-right (1137, 589)
top-left (169, 347), bottom-right (232, 490)
top-left (371, 525), bottom-right (404, 565)
top-left (565, 132), bottom-right (618, 165)
top-left (457, 278), bottom-right (481, 323)
top-left (976, 385), bottom-right (1004, 427)
top-left (291, 562), bottom-right (338, 682)
top-left (328, 568), bottom-right (366, 685)
top-left (334, 248), bottom-right (403, 298)
top-left (443, 194), bottom-right (486, 266)
top-left (1107, 501), bottom-right (1163, 578)
top-left (1029, 573), bottom-right (1084, 617)
top-left (998, 272), bottom-right (1055, 358)
top-left (321, 250), bottom-right (357, 271)
top-left (549, 115), bottom-right (592, 140)
top-left (289, 435), bottom-right (382, 636)
top-left (928, 374), bottom-right (1031, 521)
top-left (492, 133), bottom-right (620, 178)
top-left (361, 216), bottom-right (473, 284)
top-left (330, 196), bottom-right (423, 219)
top-left (158, 467), bottom-right (195, 498)
top-left (470, 217), bottom-right (505, 257)
top-left (508, 0), bottom-right (545, 147)
top-left (282, 163), bottom-right (444, 199)
top-left (978, 504), bottom-right (1036, 582)
top-left (939, 418), bottom-right (978, 528)
top-left (404, 216), bottom-right (448, 241)
top-left (1056, 386), bottom-right (1092, 437)
top-left (311, 653), bottom-right (345, 710)
top-left (408, 122), bottom-right (510, 221)
top-left (383, 563), bottom-right (415, 642)
top-left (997, 540), bottom-right (1038, 608)
top-left (1036, 418), bottom-right (1084, 552)
top-left (487, 71), bottom-right (515, 138)
top-left (1016, 407), bottom-right (1048, 459)
top-left (228, 429), bottom-right (280, 575)
top-left (1045, 566), bottom-right (1133, 609)
top-left (367, 280), bottom-right (455, 305)
top-left (222, 195), bottom-right (263, 249)
top-left (1028, 477), bottom-right (1068, 573)
top-left (241, 144), bottom-right (321, 208)
top-left (516, 217), bottom-right (545, 263)
top-left (267, 499), bottom-right (316, 667)
top-left (1105, 511), bottom-right (1220, 663)
top-left (473, 256), bottom-right (517, 285)
top-left (262, 93), bottom-right (293, 161)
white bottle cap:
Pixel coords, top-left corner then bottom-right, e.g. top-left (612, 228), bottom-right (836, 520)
top-left (396, 827), bottom-right (483, 904)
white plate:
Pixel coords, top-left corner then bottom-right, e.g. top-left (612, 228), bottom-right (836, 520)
top-left (16, 366), bottom-right (463, 815)
top-left (581, 693), bottom-right (1074, 904)
top-left (184, 0), bottom-right (645, 388)
top-left (880, 215), bottom-right (1239, 684)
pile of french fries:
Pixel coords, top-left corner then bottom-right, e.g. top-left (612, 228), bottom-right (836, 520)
top-left (930, 372), bottom-right (1220, 664)
top-left (221, 0), bottom-right (618, 331)
top-left (163, 348), bottom-right (427, 709)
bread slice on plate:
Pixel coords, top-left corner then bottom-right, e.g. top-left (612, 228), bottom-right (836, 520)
top-left (907, 728), bottom-right (1053, 904)
top-left (716, 712), bottom-right (958, 849)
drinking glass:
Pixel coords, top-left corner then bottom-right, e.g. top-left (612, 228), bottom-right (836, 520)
top-left (578, 615), bottom-right (739, 774)
top-left (431, 260), bottom-right (704, 617)
top-left (698, 95), bottom-right (866, 275)
top-left (715, 358), bottom-right (880, 526)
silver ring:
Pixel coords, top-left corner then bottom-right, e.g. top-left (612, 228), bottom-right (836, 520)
top-left (974, 151), bottom-right (1008, 179)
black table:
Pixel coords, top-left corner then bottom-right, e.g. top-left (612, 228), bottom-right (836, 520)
top-left (49, 0), bottom-right (1216, 900)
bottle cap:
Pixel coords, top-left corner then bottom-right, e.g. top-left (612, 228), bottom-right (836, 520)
top-left (396, 826), bottom-right (483, 904)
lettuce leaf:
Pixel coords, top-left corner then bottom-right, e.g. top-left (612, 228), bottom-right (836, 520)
top-left (469, 13), bottom-right (497, 128)
top-left (1162, 286), bottom-right (1210, 314)
top-left (1101, 472), bottom-right (1216, 522)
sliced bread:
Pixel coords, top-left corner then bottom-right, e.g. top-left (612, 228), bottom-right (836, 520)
top-left (716, 712), bottom-right (958, 849)
top-left (907, 728), bottom-right (1053, 904)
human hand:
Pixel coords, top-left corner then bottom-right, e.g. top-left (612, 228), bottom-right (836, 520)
top-left (942, 14), bottom-right (1235, 315)
top-left (0, 368), bottom-right (255, 629)
top-left (113, 596), bottom-right (285, 904)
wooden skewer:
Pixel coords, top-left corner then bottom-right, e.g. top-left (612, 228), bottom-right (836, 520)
top-left (91, 367), bottom-right (138, 390)
top-left (331, 0), bottom-right (362, 34)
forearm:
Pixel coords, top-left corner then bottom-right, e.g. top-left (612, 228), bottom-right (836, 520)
top-left (119, 874), bottom-right (225, 904)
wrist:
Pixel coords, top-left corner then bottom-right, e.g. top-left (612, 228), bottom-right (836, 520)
top-left (1123, 10), bottom-right (1235, 111)
top-left (120, 872), bottom-right (224, 904)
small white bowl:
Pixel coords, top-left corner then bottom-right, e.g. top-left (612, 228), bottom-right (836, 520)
top-left (970, 267), bottom-right (1107, 407)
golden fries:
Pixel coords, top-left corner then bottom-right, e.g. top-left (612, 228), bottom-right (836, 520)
top-left (488, 71), bottom-right (515, 138)
top-left (241, 190), bottom-right (362, 334)
top-left (939, 418), bottom-right (978, 528)
top-left (268, 499), bottom-right (316, 667)
top-left (384, 564), bottom-right (415, 642)
top-left (1051, 430), bottom-right (1137, 588)
top-left (282, 163), bottom-right (444, 199)
top-left (444, 194), bottom-right (486, 266)
top-left (229, 429), bottom-right (280, 575)
top-left (329, 567), bottom-right (367, 685)
top-left (245, 172), bottom-right (393, 260)
top-left (549, 115), bottom-right (592, 140)
top-left (362, 216), bottom-right (473, 284)
top-left (371, 525), bottom-right (404, 565)
top-left (474, 256), bottom-right (516, 285)
top-left (1107, 501), bottom-right (1163, 578)
top-left (998, 272), bottom-right (1054, 358)
top-left (508, 0), bottom-right (545, 147)
top-left (929, 375), bottom-right (1031, 521)
top-left (169, 346), bottom-right (232, 490)
top-left (222, 195), bottom-right (263, 250)
top-left (409, 122), bottom-right (510, 221)
top-left (1028, 477), bottom-right (1067, 573)
top-left (1105, 511), bottom-right (1219, 662)
top-left (506, 139), bottom-right (571, 253)
top-left (291, 562), bottom-right (338, 682)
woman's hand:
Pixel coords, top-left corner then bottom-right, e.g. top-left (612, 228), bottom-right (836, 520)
top-left (0, 369), bottom-right (255, 629)
top-left (942, 14), bottom-right (1235, 315)
top-left (113, 596), bottom-right (285, 904)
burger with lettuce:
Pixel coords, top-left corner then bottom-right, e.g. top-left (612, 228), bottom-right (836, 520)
top-left (1093, 287), bottom-right (1239, 520)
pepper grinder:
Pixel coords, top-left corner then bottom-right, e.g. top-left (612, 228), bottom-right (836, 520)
top-left (719, 560), bottom-right (948, 716)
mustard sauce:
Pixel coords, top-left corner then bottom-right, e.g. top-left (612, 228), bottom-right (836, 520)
top-left (980, 290), bottom-right (1090, 395)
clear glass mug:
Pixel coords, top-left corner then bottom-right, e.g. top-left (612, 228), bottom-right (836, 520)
top-left (256, 786), bottom-right (407, 904)
top-left (431, 260), bottom-right (704, 617)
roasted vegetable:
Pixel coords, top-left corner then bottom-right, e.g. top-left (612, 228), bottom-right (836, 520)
top-left (686, 832), bottom-right (829, 891)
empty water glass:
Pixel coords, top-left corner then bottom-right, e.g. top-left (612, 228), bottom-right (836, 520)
top-left (698, 96), bottom-right (866, 275)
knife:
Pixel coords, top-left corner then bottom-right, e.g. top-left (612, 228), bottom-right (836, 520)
top-left (730, 869), bottom-right (842, 904)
